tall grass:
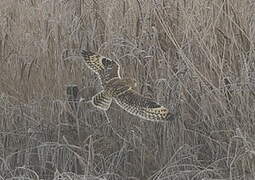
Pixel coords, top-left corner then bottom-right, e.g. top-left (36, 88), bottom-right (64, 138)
top-left (0, 0), bottom-right (254, 179)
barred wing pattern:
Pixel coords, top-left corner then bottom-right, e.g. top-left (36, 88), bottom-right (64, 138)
top-left (92, 90), bottom-right (112, 110)
top-left (115, 89), bottom-right (175, 121)
top-left (62, 49), bottom-right (120, 85)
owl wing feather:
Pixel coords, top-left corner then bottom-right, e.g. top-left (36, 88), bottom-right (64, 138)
top-left (92, 90), bottom-right (112, 111)
top-left (115, 89), bottom-right (175, 121)
top-left (62, 49), bottom-right (120, 85)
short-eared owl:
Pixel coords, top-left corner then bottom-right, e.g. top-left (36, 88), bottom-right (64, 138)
top-left (62, 49), bottom-right (175, 121)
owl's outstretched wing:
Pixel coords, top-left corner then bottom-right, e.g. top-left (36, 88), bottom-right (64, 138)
top-left (62, 49), bottom-right (120, 85)
top-left (115, 89), bottom-right (175, 121)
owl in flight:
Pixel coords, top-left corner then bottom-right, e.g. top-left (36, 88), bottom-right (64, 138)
top-left (62, 49), bottom-right (175, 121)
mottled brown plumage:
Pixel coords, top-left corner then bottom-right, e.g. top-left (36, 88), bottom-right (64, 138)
top-left (62, 49), bottom-right (175, 121)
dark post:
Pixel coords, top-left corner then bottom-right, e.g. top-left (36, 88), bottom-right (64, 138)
top-left (66, 84), bottom-right (79, 111)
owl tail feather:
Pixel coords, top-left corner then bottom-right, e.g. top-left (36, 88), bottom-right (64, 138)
top-left (92, 91), bottom-right (112, 111)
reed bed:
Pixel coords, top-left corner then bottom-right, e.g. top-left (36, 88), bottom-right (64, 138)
top-left (0, 0), bottom-right (254, 179)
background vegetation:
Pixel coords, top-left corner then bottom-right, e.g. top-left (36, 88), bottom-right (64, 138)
top-left (0, 0), bottom-right (254, 179)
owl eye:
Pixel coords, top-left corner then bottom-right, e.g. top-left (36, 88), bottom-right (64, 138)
top-left (102, 58), bottom-right (113, 66)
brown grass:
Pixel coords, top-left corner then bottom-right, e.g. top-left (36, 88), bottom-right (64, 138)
top-left (0, 0), bottom-right (255, 179)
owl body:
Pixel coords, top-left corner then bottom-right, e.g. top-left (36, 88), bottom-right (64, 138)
top-left (104, 78), bottom-right (136, 97)
top-left (62, 49), bottom-right (176, 122)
